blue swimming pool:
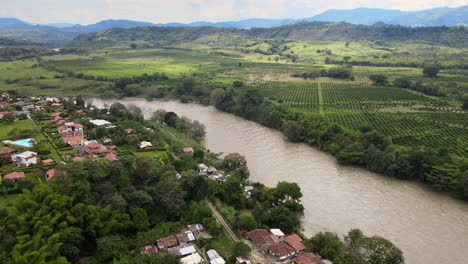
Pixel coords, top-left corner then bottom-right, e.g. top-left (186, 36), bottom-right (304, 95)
top-left (11, 138), bottom-right (35, 148)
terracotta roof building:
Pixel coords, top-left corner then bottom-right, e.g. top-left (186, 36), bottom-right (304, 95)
top-left (0, 147), bottom-right (16, 158)
top-left (267, 242), bottom-right (296, 262)
top-left (285, 234), bottom-right (305, 252)
top-left (104, 153), bottom-right (120, 162)
top-left (294, 252), bottom-right (325, 264)
top-left (140, 245), bottom-right (158, 254)
top-left (157, 235), bottom-right (179, 250)
top-left (82, 142), bottom-right (109, 156)
top-left (3, 171), bottom-right (25, 181)
top-left (246, 229), bottom-right (275, 250)
top-left (72, 157), bottom-right (85, 162)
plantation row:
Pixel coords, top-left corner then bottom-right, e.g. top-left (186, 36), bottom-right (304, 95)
top-left (252, 81), bottom-right (468, 157)
top-left (257, 81), bottom-right (320, 113)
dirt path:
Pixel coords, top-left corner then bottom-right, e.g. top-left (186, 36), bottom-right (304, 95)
top-left (206, 200), bottom-right (273, 263)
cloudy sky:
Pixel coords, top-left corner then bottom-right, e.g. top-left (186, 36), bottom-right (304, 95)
top-left (1, 0), bottom-right (467, 25)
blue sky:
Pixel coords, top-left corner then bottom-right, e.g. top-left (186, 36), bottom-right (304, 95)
top-left (1, 0), bottom-right (467, 24)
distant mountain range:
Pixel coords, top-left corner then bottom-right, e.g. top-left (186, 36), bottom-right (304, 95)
top-left (0, 5), bottom-right (466, 42)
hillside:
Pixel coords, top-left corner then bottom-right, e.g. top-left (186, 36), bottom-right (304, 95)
top-left (72, 22), bottom-right (468, 48)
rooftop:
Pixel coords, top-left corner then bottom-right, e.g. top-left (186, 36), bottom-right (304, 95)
top-left (246, 229), bottom-right (275, 249)
top-left (3, 171), bottom-right (25, 180)
top-left (285, 234), bottom-right (305, 252)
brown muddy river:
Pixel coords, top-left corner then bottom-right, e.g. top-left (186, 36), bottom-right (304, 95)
top-left (92, 98), bottom-right (468, 264)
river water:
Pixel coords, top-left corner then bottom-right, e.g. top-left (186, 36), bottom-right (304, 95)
top-left (91, 98), bottom-right (468, 264)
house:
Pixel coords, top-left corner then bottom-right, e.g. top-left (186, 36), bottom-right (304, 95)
top-left (11, 151), bottom-right (39, 167)
top-left (58, 122), bottom-right (83, 134)
top-left (243, 186), bottom-right (254, 199)
top-left (0, 101), bottom-right (8, 109)
top-left (270, 229), bottom-right (285, 242)
top-left (198, 163), bottom-right (208, 174)
top-left (108, 145), bottom-right (118, 151)
top-left (207, 166), bottom-right (217, 174)
top-left (0, 147), bottom-right (16, 159)
top-left (187, 224), bottom-right (204, 235)
top-left (32, 105), bottom-right (46, 113)
top-left (157, 235), bottom-right (179, 250)
top-left (183, 147), bottom-right (194, 153)
top-left (180, 252), bottom-right (203, 264)
top-left (14, 101), bottom-right (34, 110)
top-left (103, 137), bottom-right (112, 143)
top-left (72, 157), bottom-right (85, 162)
top-left (0, 92), bottom-right (10, 101)
top-left (294, 252), bottom-right (325, 264)
top-left (3, 171), bottom-right (25, 181)
top-left (51, 103), bottom-right (64, 109)
top-left (61, 134), bottom-right (85, 147)
top-left (36, 100), bottom-right (47, 105)
top-left (90, 119), bottom-right (111, 126)
top-left (45, 169), bottom-right (66, 180)
top-left (75, 110), bottom-right (85, 114)
top-left (52, 115), bottom-right (63, 122)
top-left (82, 142), bottom-right (109, 156)
top-left (0, 111), bottom-right (12, 118)
top-left (246, 229), bottom-right (275, 250)
top-left (104, 153), bottom-right (120, 162)
top-left (235, 257), bottom-right (252, 264)
top-left (176, 231), bottom-right (196, 245)
top-left (168, 245), bottom-right (197, 257)
top-left (124, 128), bottom-right (134, 134)
top-left (266, 242), bottom-right (296, 262)
top-left (207, 249), bottom-right (226, 264)
top-left (139, 141), bottom-right (153, 149)
top-left (140, 245), bottom-right (158, 254)
top-left (284, 234), bottom-right (305, 253)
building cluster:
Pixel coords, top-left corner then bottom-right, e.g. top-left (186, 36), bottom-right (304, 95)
top-left (197, 163), bottom-right (230, 183)
top-left (140, 224), bottom-right (205, 264)
top-left (246, 228), bottom-right (326, 264)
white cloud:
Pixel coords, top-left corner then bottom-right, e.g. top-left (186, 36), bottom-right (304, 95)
top-left (1, 0), bottom-right (467, 24)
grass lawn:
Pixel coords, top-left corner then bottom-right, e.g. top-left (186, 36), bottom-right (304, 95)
top-left (207, 234), bottom-right (235, 259)
top-left (0, 119), bottom-right (36, 140)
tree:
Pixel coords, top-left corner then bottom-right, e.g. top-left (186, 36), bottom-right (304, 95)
top-left (223, 153), bottom-right (247, 170)
top-left (369, 74), bottom-right (388, 86)
top-left (124, 84), bottom-right (142, 96)
top-left (307, 232), bottom-right (344, 260)
top-left (284, 121), bottom-right (301, 142)
top-left (210, 88), bottom-right (225, 106)
top-left (361, 236), bottom-right (404, 264)
top-left (132, 208), bottom-right (150, 231)
top-left (97, 235), bottom-right (128, 262)
top-left (462, 94), bottom-right (468, 110)
top-left (423, 64), bottom-right (440, 78)
top-left (268, 206), bottom-right (300, 234)
top-left (393, 78), bottom-right (412, 88)
top-left (233, 81), bottom-right (244, 88)
top-left (164, 112), bottom-right (178, 127)
top-left (151, 109), bottom-right (167, 123)
top-left (240, 215), bottom-right (257, 231)
top-left (2, 113), bottom-right (15, 125)
top-left (275, 181), bottom-right (302, 202)
top-left (130, 43), bottom-right (137, 49)
top-left (232, 242), bottom-right (251, 257)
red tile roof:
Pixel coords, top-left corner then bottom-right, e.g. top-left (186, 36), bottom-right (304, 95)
top-left (157, 235), bottom-right (178, 249)
top-left (267, 242), bottom-right (296, 258)
top-left (183, 147), bottom-right (194, 153)
top-left (247, 229), bottom-right (275, 249)
top-left (285, 234), bottom-right (305, 252)
top-left (294, 252), bottom-right (325, 264)
top-left (4, 171), bottom-right (25, 180)
top-left (72, 157), bottom-right (85, 162)
top-left (46, 169), bottom-right (66, 179)
top-left (140, 245), bottom-right (158, 254)
top-left (104, 153), bottom-right (120, 162)
top-left (83, 142), bottom-right (108, 154)
top-left (0, 147), bottom-right (16, 155)
top-left (42, 159), bottom-right (54, 164)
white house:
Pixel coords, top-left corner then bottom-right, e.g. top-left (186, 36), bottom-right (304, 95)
top-left (140, 141), bottom-right (153, 149)
top-left (11, 151), bottom-right (39, 167)
top-left (90, 119), bottom-right (111, 126)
